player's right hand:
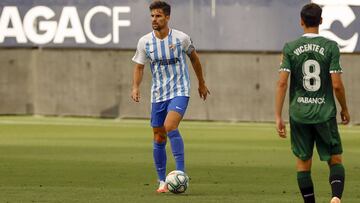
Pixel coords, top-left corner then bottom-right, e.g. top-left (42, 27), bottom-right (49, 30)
top-left (276, 118), bottom-right (287, 138)
top-left (340, 109), bottom-right (350, 125)
top-left (198, 83), bottom-right (210, 101)
top-left (131, 88), bottom-right (140, 102)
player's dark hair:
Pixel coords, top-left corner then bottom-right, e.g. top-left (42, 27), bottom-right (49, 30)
top-left (149, 1), bottom-right (171, 16)
top-left (301, 3), bottom-right (322, 27)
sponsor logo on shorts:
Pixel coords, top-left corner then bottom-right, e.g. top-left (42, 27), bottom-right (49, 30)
top-left (175, 106), bottom-right (183, 110)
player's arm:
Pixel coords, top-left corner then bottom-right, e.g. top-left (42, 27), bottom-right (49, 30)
top-left (131, 38), bottom-right (147, 103)
top-left (275, 71), bottom-right (289, 138)
top-left (131, 63), bottom-right (144, 102)
top-left (189, 50), bottom-right (210, 101)
top-left (331, 73), bottom-right (350, 124)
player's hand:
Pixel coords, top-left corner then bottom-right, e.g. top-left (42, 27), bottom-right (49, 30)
top-left (198, 83), bottom-right (210, 101)
top-left (340, 109), bottom-right (350, 125)
top-left (131, 87), bottom-right (140, 102)
top-left (276, 118), bottom-right (287, 138)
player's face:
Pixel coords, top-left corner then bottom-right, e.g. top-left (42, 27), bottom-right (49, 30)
top-left (151, 9), bottom-right (169, 31)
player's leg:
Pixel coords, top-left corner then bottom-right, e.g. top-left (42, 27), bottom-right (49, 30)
top-left (314, 118), bottom-right (344, 203)
top-left (297, 158), bottom-right (315, 203)
top-left (164, 96), bottom-right (189, 172)
top-left (153, 127), bottom-right (168, 193)
top-left (153, 127), bottom-right (167, 181)
top-left (164, 111), bottom-right (184, 171)
top-left (290, 118), bottom-right (316, 203)
top-left (329, 155), bottom-right (344, 203)
top-left (150, 101), bottom-right (169, 193)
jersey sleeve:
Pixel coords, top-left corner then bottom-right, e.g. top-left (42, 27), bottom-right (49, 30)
top-left (329, 42), bottom-right (343, 74)
top-left (182, 34), bottom-right (195, 56)
top-left (132, 38), bottom-right (148, 65)
top-left (279, 43), bottom-right (291, 72)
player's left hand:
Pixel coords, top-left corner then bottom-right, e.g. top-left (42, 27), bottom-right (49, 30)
top-left (340, 109), bottom-right (350, 125)
top-left (276, 118), bottom-right (287, 138)
top-left (198, 83), bottom-right (210, 101)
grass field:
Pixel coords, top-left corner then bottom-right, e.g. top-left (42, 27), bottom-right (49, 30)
top-left (0, 116), bottom-right (359, 203)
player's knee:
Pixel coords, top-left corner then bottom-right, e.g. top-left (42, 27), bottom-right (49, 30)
top-left (153, 132), bottom-right (166, 143)
top-left (297, 158), bottom-right (312, 171)
top-left (329, 155), bottom-right (342, 165)
top-left (164, 123), bottom-right (177, 133)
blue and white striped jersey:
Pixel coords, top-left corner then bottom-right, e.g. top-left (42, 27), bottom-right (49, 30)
top-left (132, 29), bottom-right (193, 103)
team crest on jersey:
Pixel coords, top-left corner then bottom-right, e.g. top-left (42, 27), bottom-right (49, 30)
top-left (169, 44), bottom-right (176, 50)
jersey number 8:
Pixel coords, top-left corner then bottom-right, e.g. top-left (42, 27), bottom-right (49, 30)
top-left (302, 59), bottom-right (321, 92)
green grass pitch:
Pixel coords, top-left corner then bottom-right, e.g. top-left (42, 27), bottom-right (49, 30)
top-left (0, 116), bottom-right (359, 202)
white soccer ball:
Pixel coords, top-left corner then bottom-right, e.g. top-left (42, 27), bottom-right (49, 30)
top-left (165, 170), bottom-right (189, 194)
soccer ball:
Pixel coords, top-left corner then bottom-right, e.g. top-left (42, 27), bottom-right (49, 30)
top-left (165, 170), bottom-right (189, 194)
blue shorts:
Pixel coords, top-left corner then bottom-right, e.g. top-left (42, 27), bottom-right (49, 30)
top-left (151, 96), bottom-right (189, 127)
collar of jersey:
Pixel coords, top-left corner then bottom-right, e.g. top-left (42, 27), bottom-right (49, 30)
top-left (302, 33), bottom-right (320, 38)
top-left (152, 29), bottom-right (172, 40)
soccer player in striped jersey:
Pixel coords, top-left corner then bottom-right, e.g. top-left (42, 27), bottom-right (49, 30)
top-left (275, 3), bottom-right (350, 203)
top-left (131, 1), bottom-right (210, 193)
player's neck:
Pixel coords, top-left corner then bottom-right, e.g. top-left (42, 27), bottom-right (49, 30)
top-left (303, 27), bottom-right (319, 35)
top-left (154, 27), bottom-right (170, 39)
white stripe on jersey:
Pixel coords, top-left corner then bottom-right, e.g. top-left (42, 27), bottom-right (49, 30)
top-left (153, 37), bottom-right (163, 102)
top-left (164, 38), bottom-right (176, 99)
top-left (159, 39), bottom-right (171, 101)
top-left (182, 51), bottom-right (191, 96)
top-left (175, 38), bottom-right (185, 98)
top-left (177, 38), bottom-right (190, 97)
top-left (173, 44), bottom-right (182, 97)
